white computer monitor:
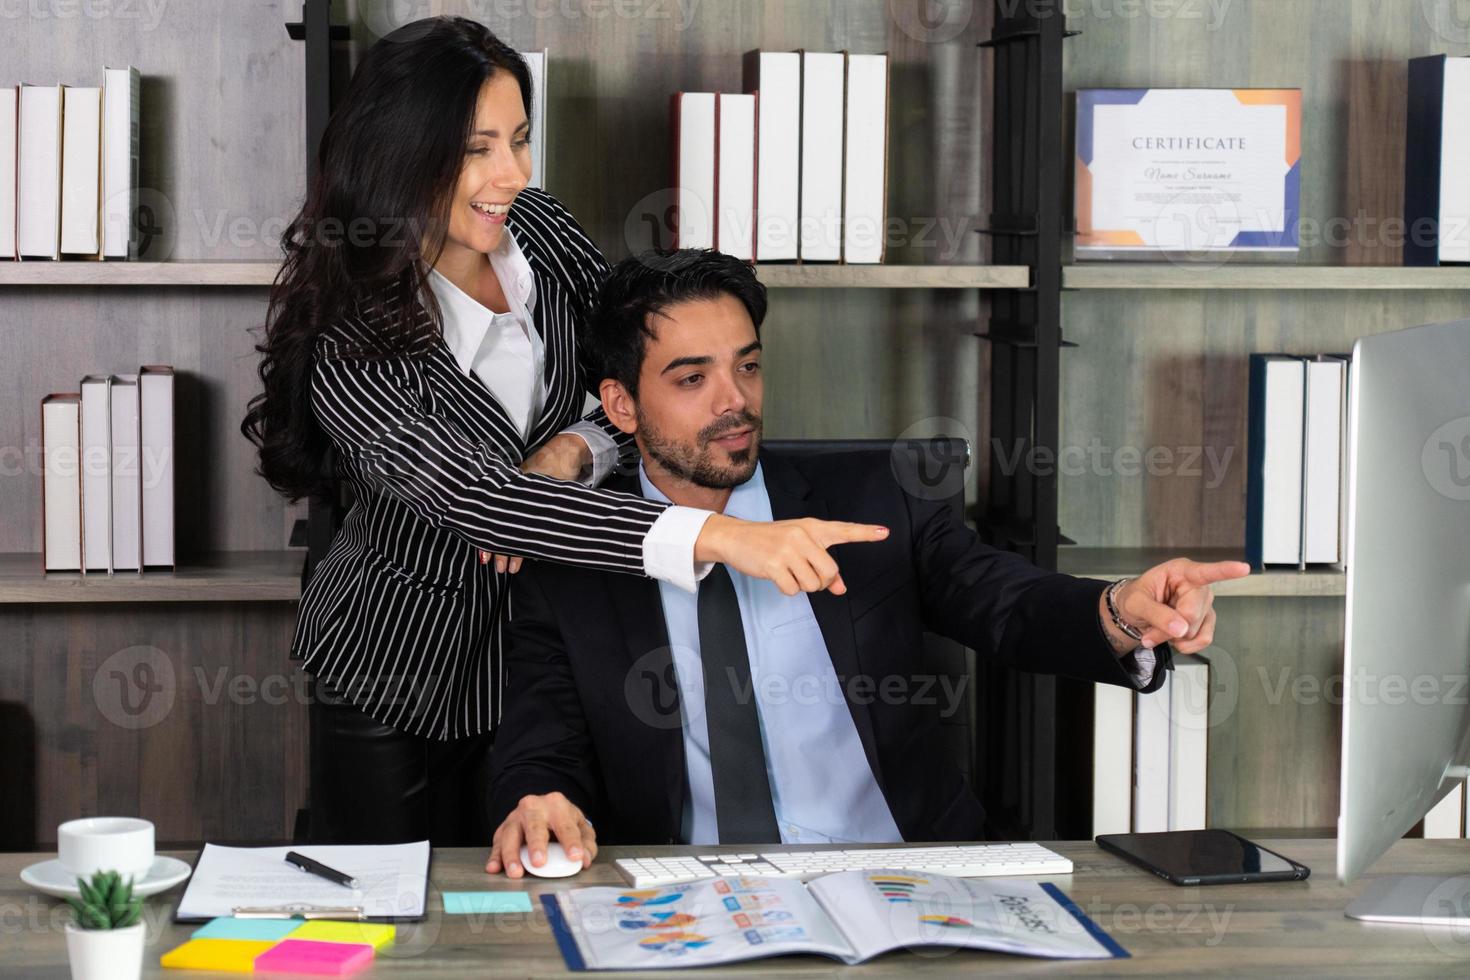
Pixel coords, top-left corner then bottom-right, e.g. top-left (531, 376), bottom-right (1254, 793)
top-left (1337, 319), bottom-right (1470, 923)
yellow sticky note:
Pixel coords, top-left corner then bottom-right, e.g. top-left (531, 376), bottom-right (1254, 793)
top-left (286, 919), bottom-right (396, 949)
top-left (160, 938), bottom-right (275, 972)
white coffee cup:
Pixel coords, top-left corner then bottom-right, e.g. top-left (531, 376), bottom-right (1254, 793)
top-left (57, 817), bottom-right (155, 880)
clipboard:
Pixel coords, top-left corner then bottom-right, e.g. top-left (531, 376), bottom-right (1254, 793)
top-left (170, 841), bottom-right (433, 924)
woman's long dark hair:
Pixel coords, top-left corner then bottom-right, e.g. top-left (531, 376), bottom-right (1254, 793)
top-left (241, 16), bottom-right (532, 502)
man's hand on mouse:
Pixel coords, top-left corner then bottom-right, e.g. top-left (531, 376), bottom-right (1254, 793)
top-left (485, 792), bottom-right (597, 878)
top-left (1100, 558), bottom-right (1252, 656)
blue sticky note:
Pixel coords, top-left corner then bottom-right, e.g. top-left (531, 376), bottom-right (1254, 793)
top-left (190, 916), bottom-right (303, 941)
top-left (443, 891), bottom-right (534, 914)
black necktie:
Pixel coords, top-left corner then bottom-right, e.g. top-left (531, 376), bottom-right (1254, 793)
top-left (697, 563), bottom-right (780, 844)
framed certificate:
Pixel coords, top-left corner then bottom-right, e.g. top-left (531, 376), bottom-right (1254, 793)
top-left (1075, 88), bottom-right (1302, 259)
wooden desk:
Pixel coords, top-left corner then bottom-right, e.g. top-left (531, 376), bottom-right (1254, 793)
top-left (4, 840), bottom-right (1470, 976)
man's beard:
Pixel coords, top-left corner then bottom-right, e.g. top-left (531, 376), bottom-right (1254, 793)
top-left (638, 408), bottom-right (763, 491)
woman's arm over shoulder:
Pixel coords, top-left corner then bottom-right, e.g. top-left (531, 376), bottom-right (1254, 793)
top-left (311, 320), bottom-right (666, 573)
top-left (511, 187), bottom-right (611, 318)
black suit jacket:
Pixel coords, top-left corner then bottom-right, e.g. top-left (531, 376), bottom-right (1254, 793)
top-left (489, 449), bottom-right (1171, 844)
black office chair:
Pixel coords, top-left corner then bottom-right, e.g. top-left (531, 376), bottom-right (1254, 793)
top-left (761, 438), bottom-right (977, 784)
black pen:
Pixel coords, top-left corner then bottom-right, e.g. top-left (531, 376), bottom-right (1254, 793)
top-left (284, 851), bottom-right (359, 889)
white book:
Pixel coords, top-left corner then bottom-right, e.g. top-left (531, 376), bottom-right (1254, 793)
top-left (521, 50), bottom-right (547, 189)
top-left (1167, 660), bottom-right (1210, 831)
top-left (799, 51), bottom-right (844, 261)
top-left (672, 92), bottom-right (716, 249)
top-left (79, 375), bottom-right (112, 573)
top-left (139, 366), bottom-right (175, 568)
top-left (102, 66), bottom-right (140, 259)
top-left (743, 50), bottom-right (801, 261)
top-left (60, 86), bottom-right (102, 255)
top-left (1092, 682), bottom-right (1134, 836)
top-left (843, 53), bottom-right (889, 264)
top-left (0, 86), bottom-right (16, 259)
top-left (1424, 781), bottom-right (1466, 839)
top-left (17, 83), bottom-right (62, 259)
top-left (716, 93), bottom-right (756, 261)
top-left (110, 374), bottom-right (142, 572)
top-left (1133, 678), bottom-right (1172, 832)
top-left (1302, 357), bottom-right (1346, 564)
top-left (1440, 59), bottom-right (1470, 263)
top-left (1247, 355), bottom-right (1306, 566)
top-left (41, 393), bottom-right (82, 571)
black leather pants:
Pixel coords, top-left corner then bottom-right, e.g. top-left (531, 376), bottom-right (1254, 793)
top-left (307, 679), bottom-right (494, 847)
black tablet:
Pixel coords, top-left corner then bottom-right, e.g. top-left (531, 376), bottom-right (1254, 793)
top-left (1096, 829), bottom-right (1311, 886)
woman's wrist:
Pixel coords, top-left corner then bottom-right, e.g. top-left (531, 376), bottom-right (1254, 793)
top-left (692, 512), bottom-right (735, 564)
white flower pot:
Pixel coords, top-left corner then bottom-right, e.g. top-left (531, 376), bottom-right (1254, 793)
top-left (65, 921), bottom-right (144, 980)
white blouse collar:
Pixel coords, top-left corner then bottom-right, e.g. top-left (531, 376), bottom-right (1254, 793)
top-left (427, 227), bottom-right (538, 377)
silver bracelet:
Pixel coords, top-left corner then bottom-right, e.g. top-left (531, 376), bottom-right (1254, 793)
top-left (1105, 578), bottom-right (1147, 643)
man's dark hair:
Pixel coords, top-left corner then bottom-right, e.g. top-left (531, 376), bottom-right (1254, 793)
top-left (585, 249), bottom-right (768, 397)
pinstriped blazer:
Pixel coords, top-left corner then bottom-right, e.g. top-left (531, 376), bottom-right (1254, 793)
top-left (292, 188), bottom-right (669, 740)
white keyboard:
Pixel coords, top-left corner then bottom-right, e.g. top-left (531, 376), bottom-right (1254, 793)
top-left (615, 843), bottom-right (1073, 889)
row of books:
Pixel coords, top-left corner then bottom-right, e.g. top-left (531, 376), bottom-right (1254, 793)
top-left (1245, 352), bottom-right (1352, 569)
top-left (1092, 659), bottom-right (1211, 835)
top-left (41, 367), bottom-right (175, 574)
top-left (673, 50), bottom-right (890, 264)
top-left (0, 67), bottom-right (140, 260)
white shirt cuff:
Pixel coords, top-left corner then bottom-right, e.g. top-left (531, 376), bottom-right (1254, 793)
top-left (644, 506), bottom-right (717, 593)
top-left (562, 422), bottom-right (621, 486)
top-left (1122, 646), bottom-right (1160, 689)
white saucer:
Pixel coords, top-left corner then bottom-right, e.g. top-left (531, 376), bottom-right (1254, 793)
top-left (20, 856), bottom-right (192, 899)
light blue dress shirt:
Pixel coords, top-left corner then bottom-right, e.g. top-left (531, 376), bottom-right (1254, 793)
top-left (639, 462), bottom-right (905, 846)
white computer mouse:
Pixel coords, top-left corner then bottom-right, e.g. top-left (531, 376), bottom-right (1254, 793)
top-left (519, 842), bottom-right (583, 878)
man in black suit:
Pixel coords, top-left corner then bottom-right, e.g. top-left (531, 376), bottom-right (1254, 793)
top-left (485, 249), bottom-right (1246, 877)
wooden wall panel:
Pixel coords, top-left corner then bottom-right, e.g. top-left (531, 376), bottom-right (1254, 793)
top-left (0, 603), bottom-right (304, 849)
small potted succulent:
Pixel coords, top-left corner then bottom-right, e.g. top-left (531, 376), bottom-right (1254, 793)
top-left (64, 871), bottom-right (145, 980)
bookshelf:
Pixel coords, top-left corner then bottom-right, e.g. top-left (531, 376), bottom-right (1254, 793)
top-left (0, 552), bottom-right (301, 603)
top-left (985, 0), bottom-right (1470, 839)
top-left (0, 261), bottom-right (281, 287)
top-left (1056, 548), bottom-right (1346, 598)
top-left (1063, 265), bottom-right (1470, 291)
top-left (0, 261), bottom-right (1030, 290)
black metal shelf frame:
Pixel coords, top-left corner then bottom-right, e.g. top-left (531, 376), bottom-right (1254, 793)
top-left (974, 2), bottom-right (1090, 841)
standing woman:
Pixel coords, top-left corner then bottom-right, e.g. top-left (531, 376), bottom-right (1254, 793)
top-left (242, 16), bottom-right (884, 847)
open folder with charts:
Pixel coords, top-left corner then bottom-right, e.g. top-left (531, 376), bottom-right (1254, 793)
top-left (542, 871), bottom-right (1126, 970)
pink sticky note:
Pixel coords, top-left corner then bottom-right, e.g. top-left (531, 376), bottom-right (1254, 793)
top-left (254, 939), bottom-right (374, 976)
